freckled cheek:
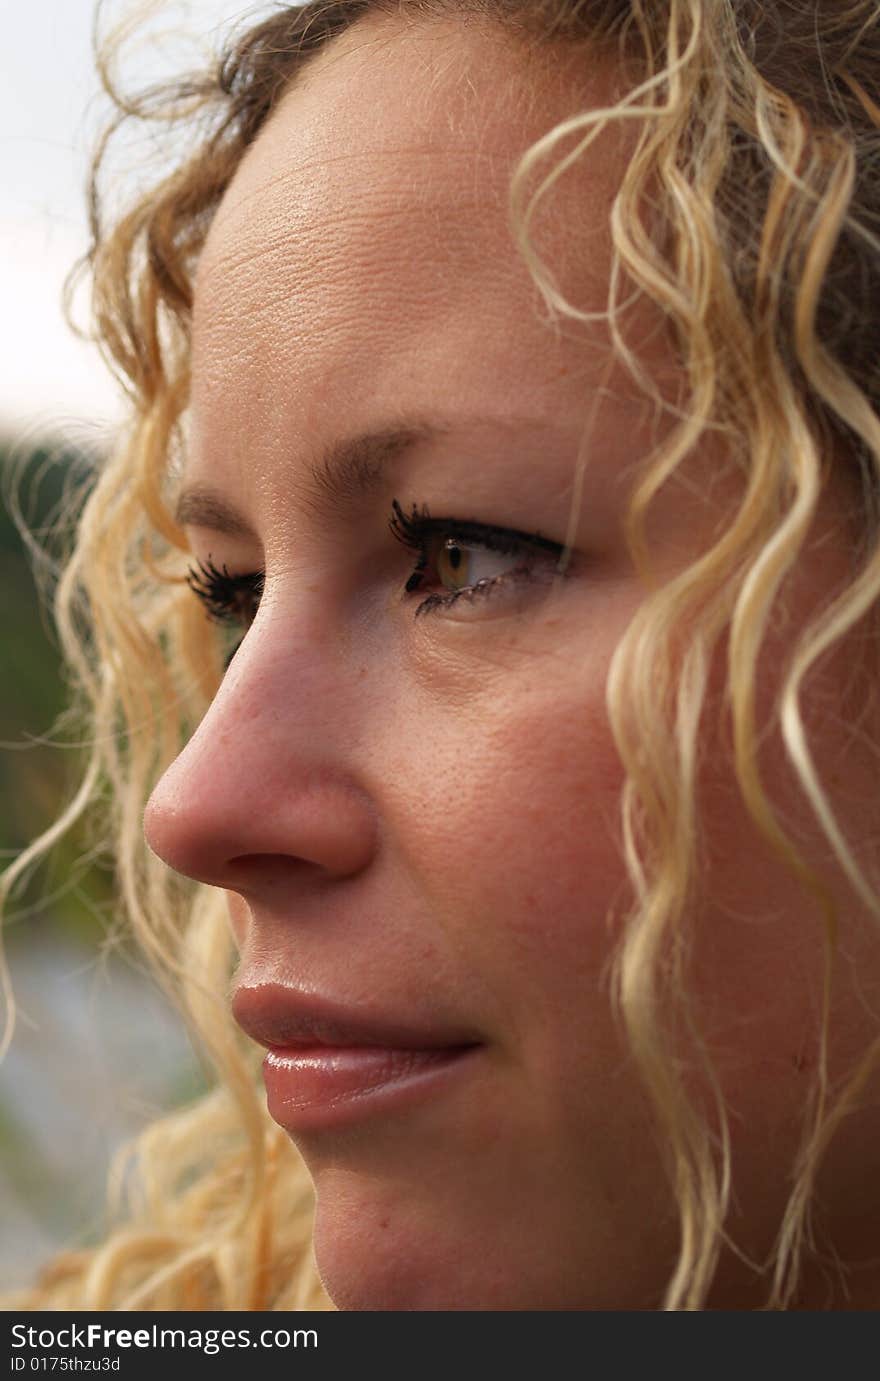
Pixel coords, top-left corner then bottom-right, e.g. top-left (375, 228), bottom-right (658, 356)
top-left (415, 685), bottom-right (630, 1021)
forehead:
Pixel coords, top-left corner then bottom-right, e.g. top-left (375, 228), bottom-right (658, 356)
top-left (190, 14), bottom-right (642, 497)
top-left (195, 14), bottom-right (620, 287)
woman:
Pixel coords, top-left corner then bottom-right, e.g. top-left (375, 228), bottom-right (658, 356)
top-left (4, 0), bottom-right (880, 1310)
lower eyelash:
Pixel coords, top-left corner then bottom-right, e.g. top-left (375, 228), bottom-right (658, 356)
top-left (413, 568), bottom-right (535, 619)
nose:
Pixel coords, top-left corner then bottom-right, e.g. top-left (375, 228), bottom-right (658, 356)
top-left (143, 622), bottom-right (378, 893)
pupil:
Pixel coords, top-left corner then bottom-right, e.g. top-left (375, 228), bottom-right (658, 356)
top-left (439, 537), bottom-right (470, 591)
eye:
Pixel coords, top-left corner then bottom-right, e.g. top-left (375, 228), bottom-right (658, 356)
top-left (185, 504), bottom-right (569, 652)
top-left (186, 556), bottom-right (264, 665)
top-left (388, 498), bottom-right (567, 617)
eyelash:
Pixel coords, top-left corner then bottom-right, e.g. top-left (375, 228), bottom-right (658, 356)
top-left (185, 499), bottom-right (564, 659)
top-left (186, 560), bottom-right (264, 657)
top-left (387, 499), bottom-right (563, 618)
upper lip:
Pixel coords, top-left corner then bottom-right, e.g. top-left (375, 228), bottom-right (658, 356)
top-left (231, 982), bottom-right (481, 1052)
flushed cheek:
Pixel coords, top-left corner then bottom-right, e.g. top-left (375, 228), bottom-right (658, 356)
top-left (392, 679), bottom-right (672, 1257)
top-left (406, 674), bottom-right (631, 1051)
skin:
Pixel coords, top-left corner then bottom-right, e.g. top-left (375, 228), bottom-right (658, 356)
top-left (143, 14), bottom-right (880, 1308)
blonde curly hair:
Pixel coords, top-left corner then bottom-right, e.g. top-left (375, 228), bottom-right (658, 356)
top-left (3, 0), bottom-right (880, 1310)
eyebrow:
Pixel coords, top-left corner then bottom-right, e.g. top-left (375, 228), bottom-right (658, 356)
top-left (173, 423), bottom-right (441, 536)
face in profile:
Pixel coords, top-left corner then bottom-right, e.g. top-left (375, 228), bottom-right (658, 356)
top-left (143, 14), bottom-right (880, 1308)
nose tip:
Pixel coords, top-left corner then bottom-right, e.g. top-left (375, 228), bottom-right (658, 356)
top-left (142, 668), bottom-right (378, 892)
top-left (144, 745), bottom-right (377, 890)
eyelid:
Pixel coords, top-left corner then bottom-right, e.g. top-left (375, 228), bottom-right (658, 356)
top-left (389, 498), bottom-right (561, 559)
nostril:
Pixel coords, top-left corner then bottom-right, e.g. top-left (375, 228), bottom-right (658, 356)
top-left (227, 852), bottom-right (326, 881)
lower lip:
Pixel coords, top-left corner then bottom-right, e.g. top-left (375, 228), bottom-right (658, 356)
top-left (262, 1044), bottom-right (480, 1133)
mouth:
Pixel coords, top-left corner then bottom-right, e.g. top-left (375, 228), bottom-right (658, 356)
top-left (231, 982), bottom-right (484, 1134)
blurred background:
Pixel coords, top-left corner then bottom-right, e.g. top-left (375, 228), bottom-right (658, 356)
top-left (1, 0), bottom-right (278, 1294)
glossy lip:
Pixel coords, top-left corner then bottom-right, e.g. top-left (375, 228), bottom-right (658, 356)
top-left (231, 982), bottom-right (484, 1134)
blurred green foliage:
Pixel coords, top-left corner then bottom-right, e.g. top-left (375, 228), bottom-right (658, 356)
top-left (0, 436), bottom-right (210, 1289)
top-left (0, 434), bottom-right (114, 951)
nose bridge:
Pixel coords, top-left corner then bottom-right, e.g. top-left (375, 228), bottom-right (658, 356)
top-left (143, 612), bottom-right (377, 887)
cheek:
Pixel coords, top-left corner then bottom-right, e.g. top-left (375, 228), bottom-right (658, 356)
top-left (390, 661), bottom-right (631, 1045)
top-left (476, 706), bottom-right (626, 957)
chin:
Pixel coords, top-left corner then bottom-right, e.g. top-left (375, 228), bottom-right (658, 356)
top-left (310, 1178), bottom-right (592, 1311)
top-left (312, 1199), bottom-right (482, 1310)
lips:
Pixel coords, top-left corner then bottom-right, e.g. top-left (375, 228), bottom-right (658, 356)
top-left (231, 982), bottom-right (483, 1133)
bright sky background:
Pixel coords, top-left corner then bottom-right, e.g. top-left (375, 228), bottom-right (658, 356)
top-left (1, 0), bottom-right (279, 447)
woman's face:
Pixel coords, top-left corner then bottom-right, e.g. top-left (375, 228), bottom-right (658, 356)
top-left (143, 15), bottom-right (880, 1308)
